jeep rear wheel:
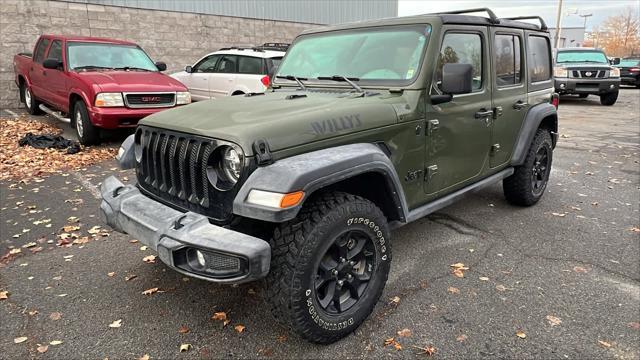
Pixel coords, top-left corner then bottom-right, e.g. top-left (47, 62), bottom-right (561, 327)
top-left (264, 192), bottom-right (391, 344)
top-left (503, 128), bottom-right (553, 206)
top-left (600, 91), bottom-right (618, 106)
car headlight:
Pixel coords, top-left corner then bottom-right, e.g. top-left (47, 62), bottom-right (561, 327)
top-left (553, 67), bottom-right (568, 78)
top-left (221, 146), bottom-right (241, 183)
top-left (609, 67), bottom-right (620, 78)
top-left (95, 92), bottom-right (124, 107)
top-left (206, 145), bottom-right (243, 190)
top-left (176, 91), bottom-right (191, 105)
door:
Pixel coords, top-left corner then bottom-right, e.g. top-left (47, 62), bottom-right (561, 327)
top-left (29, 38), bottom-right (50, 98)
top-left (41, 39), bottom-right (68, 110)
top-left (210, 54), bottom-right (237, 97)
top-left (490, 30), bottom-right (527, 167)
top-left (425, 26), bottom-right (493, 195)
top-left (183, 54), bottom-right (220, 101)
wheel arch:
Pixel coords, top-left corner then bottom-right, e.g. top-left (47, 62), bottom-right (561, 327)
top-left (18, 75), bottom-right (27, 102)
top-left (510, 103), bottom-right (558, 166)
top-left (233, 143), bottom-right (408, 223)
top-left (68, 91), bottom-right (89, 124)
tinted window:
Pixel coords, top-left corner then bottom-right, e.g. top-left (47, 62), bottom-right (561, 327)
top-left (48, 40), bottom-right (63, 62)
top-left (215, 55), bottom-right (237, 73)
top-left (528, 36), bottom-right (551, 82)
top-left (237, 56), bottom-right (264, 74)
top-left (34, 39), bottom-right (50, 63)
top-left (495, 34), bottom-right (522, 86)
top-left (193, 55), bottom-right (220, 73)
top-left (437, 33), bottom-right (483, 90)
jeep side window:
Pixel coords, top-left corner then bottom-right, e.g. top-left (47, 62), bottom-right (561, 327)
top-left (436, 33), bottom-right (483, 91)
top-left (33, 38), bottom-right (50, 64)
top-left (495, 34), bottom-right (522, 86)
top-left (528, 36), bottom-right (551, 82)
top-left (193, 54), bottom-right (220, 73)
top-left (215, 55), bottom-right (238, 73)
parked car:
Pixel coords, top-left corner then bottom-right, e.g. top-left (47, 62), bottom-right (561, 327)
top-left (553, 47), bottom-right (620, 105)
top-left (13, 35), bottom-right (191, 145)
top-left (101, 8), bottom-right (558, 343)
top-left (614, 57), bottom-right (640, 88)
top-left (170, 43), bottom-right (288, 101)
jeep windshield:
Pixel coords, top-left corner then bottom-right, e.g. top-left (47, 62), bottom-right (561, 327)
top-left (67, 42), bottom-right (158, 72)
top-left (275, 24), bottom-right (431, 87)
top-left (556, 50), bottom-right (608, 64)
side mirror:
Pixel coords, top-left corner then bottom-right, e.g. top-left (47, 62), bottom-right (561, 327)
top-left (43, 58), bottom-right (62, 70)
top-left (155, 61), bottom-right (167, 71)
top-left (431, 63), bottom-right (473, 105)
top-left (185, 65), bottom-right (193, 73)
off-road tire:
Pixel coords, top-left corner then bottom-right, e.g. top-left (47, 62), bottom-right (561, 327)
top-left (578, 94), bottom-right (588, 98)
top-left (600, 91), bottom-right (618, 106)
top-left (503, 128), bottom-right (553, 206)
top-left (264, 191), bottom-right (391, 344)
top-left (22, 83), bottom-right (42, 115)
top-left (72, 100), bottom-right (100, 145)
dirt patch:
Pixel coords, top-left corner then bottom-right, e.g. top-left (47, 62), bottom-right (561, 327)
top-left (0, 117), bottom-right (118, 181)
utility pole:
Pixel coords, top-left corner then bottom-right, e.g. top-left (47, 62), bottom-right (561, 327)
top-left (554, 0), bottom-right (564, 48)
top-left (579, 13), bottom-right (592, 47)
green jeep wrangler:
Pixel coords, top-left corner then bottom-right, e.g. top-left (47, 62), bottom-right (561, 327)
top-left (101, 8), bottom-right (559, 343)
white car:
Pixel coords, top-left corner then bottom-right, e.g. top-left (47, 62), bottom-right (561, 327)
top-left (171, 43), bottom-right (287, 101)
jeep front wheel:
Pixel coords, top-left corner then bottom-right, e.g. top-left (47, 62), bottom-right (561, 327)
top-left (264, 192), bottom-right (391, 344)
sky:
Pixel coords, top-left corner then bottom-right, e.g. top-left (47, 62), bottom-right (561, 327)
top-left (398, 0), bottom-right (640, 31)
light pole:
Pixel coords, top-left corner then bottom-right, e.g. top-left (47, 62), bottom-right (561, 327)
top-left (554, 0), bottom-right (564, 49)
top-left (579, 13), bottom-right (592, 47)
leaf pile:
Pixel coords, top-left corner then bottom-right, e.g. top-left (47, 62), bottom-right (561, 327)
top-left (0, 118), bottom-right (117, 180)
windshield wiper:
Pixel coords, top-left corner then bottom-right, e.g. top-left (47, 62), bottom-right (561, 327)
top-left (73, 65), bottom-right (114, 71)
top-left (114, 66), bottom-right (153, 72)
top-left (275, 75), bottom-right (307, 90)
top-left (317, 75), bottom-right (363, 92)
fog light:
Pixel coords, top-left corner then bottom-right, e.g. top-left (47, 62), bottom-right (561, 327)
top-left (178, 247), bottom-right (245, 278)
top-left (196, 250), bottom-right (206, 267)
top-left (559, 84), bottom-right (566, 89)
top-left (610, 84), bottom-right (615, 89)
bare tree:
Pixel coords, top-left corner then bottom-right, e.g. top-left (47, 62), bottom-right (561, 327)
top-left (591, 7), bottom-right (640, 56)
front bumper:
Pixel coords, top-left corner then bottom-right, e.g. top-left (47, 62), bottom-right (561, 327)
top-left (88, 105), bottom-right (185, 129)
top-left (554, 77), bottom-right (620, 95)
top-left (99, 176), bottom-right (270, 284)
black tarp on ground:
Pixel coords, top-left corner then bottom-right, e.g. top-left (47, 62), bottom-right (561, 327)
top-left (18, 133), bottom-right (81, 154)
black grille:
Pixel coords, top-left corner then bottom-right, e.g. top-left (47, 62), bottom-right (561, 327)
top-left (135, 126), bottom-right (244, 224)
top-left (125, 93), bottom-right (175, 107)
top-left (571, 70), bottom-right (606, 78)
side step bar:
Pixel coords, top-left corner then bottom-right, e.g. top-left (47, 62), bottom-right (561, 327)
top-left (391, 167), bottom-right (515, 228)
top-left (39, 104), bottom-right (70, 124)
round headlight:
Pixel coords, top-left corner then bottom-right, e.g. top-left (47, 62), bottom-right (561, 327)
top-left (134, 130), bottom-right (143, 162)
top-left (221, 146), bottom-right (241, 183)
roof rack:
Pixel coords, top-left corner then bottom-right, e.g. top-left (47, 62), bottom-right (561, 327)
top-left (504, 16), bottom-right (548, 30)
top-left (256, 43), bottom-right (290, 51)
top-left (438, 8), bottom-right (500, 24)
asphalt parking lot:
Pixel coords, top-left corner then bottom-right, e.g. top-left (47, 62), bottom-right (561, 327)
top-left (1, 88), bottom-right (639, 359)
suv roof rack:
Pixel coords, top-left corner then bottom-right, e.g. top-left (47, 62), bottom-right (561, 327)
top-left (437, 8), bottom-right (500, 24)
top-left (256, 43), bottom-right (290, 51)
top-left (504, 16), bottom-right (548, 31)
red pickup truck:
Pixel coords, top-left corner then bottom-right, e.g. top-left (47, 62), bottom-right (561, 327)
top-left (13, 35), bottom-right (190, 145)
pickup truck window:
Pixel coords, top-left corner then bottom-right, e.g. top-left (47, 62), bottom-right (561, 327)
top-left (556, 50), bottom-right (608, 64)
top-left (67, 42), bottom-right (157, 71)
top-left (34, 39), bottom-right (50, 63)
top-left (48, 40), bottom-right (63, 62)
top-left (276, 24), bottom-right (430, 84)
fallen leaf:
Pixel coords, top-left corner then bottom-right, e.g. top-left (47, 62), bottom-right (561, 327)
top-left (9, 248), bottom-right (21, 255)
top-left (276, 335), bottom-right (287, 342)
top-left (212, 312), bottom-right (227, 321)
top-left (143, 255), bottom-right (156, 263)
top-left (234, 324), bottom-right (245, 333)
top-left (573, 266), bottom-right (588, 273)
top-left (384, 337), bottom-right (402, 350)
top-left (14, 336), bottom-right (28, 344)
top-left (49, 312), bottom-right (62, 321)
top-left (125, 274), bottom-right (138, 281)
top-left (179, 343), bottom-right (192, 352)
top-left (479, 276), bottom-right (489, 281)
top-left (129, 239), bottom-right (139, 243)
top-left (628, 322), bottom-right (640, 330)
top-left (516, 330), bottom-right (526, 339)
top-left (109, 319), bottom-right (122, 328)
top-left (448, 287), bottom-right (460, 294)
top-left (412, 345), bottom-right (436, 356)
top-left (389, 296), bottom-right (401, 304)
top-left (456, 334), bottom-right (467, 342)
top-left (450, 263), bottom-right (469, 278)
top-left (178, 325), bottom-right (190, 334)
top-left (495, 285), bottom-right (507, 292)
top-left (67, 216), bottom-right (79, 223)
top-left (28, 310), bottom-right (38, 316)
top-left (138, 355), bottom-right (150, 360)
top-left (598, 340), bottom-right (612, 348)
top-left (397, 328), bottom-right (411, 337)
top-left (49, 340), bottom-right (63, 345)
top-left (37, 345), bottom-right (48, 353)
top-left (630, 227), bottom-right (640, 233)
top-left (551, 212), bottom-right (566, 217)
top-left (0, 291), bottom-right (8, 300)
top-left (23, 242), bottom-right (37, 248)
top-left (107, 272), bottom-right (116, 277)
top-left (140, 246), bottom-right (148, 251)
top-left (142, 287), bottom-right (159, 295)
top-left (546, 315), bottom-right (562, 326)
top-left (62, 225), bottom-right (80, 232)
top-left (88, 226), bottom-right (102, 234)
top-left (57, 294), bottom-right (68, 297)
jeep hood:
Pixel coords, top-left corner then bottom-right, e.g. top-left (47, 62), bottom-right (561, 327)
top-left (140, 91), bottom-right (407, 155)
top-left (73, 71), bottom-right (187, 92)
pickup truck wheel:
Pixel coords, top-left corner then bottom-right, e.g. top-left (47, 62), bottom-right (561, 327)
top-left (72, 100), bottom-right (100, 145)
top-left (22, 84), bottom-right (42, 115)
top-left (503, 128), bottom-right (553, 206)
top-left (600, 91), bottom-right (618, 106)
top-left (264, 191), bottom-right (391, 344)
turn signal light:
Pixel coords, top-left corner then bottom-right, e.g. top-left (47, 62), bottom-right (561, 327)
top-left (280, 191), bottom-right (304, 208)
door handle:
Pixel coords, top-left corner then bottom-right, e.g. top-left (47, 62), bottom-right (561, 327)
top-left (475, 109), bottom-right (494, 118)
top-left (513, 100), bottom-right (529, 110)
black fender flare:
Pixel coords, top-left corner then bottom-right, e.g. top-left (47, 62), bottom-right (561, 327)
top-left (510, 103), bottom-right (558, 166)
top-left (233, 143), bottom-right (408, 223)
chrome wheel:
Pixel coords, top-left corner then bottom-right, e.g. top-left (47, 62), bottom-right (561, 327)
top-left (75, 108), bottom-right (84, 139)
top-left (24, 87), bottom-right (32, 109)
